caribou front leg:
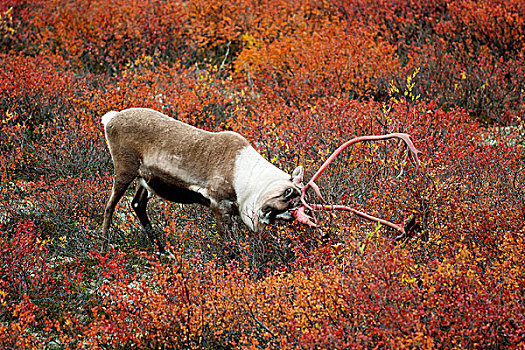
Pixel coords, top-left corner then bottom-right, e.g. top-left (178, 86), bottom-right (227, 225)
top-left (211, 200), bottom-right (237, 236)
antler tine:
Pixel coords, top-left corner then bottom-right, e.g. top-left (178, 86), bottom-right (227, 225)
top-left (398, 134), bottom-right (421, 169)
top-left (299, 133), bottom-right (421, 201)
top-left (294, 206), bottom-right (317, 227)
top-left (307, 181), bottom-right (325, 202)
top-left (308, 133), bottom-right (421, 186)
top-left (294, 133), bottom-right (422, 236)
top-left (310, 204), bottom-right (405, 234)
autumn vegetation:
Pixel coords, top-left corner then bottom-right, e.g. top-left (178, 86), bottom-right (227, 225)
top-left (1, 0), bottom-right (524, 348)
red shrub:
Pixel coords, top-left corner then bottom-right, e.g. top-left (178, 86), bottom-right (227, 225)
top-left (0, 219), bottom-right (50, 303)
top-left (0, 53), bottom-right (79, 129)
top-left (1, 0), bottom-right (524, 348)
top-left (16, 0), bottom-right (185, 72)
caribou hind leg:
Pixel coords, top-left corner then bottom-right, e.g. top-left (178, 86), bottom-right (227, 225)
top-left (102, 171), bottom-right (136, 251)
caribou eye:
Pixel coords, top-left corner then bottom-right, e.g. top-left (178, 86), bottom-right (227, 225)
top-left (283, 187), bottom-right (294, 199)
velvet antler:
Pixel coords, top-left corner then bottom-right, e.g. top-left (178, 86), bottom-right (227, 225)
top-left (293, 133), bottom-right (421, 237)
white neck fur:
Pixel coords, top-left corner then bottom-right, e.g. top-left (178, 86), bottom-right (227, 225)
top-left (233, 146), bottom-right (289, 230)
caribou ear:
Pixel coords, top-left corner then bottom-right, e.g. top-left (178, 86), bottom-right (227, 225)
top-left (291, 166), bottom-right (304, 185)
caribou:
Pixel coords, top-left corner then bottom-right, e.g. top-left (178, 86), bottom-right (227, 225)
top-left (101, 108), bottom-right (421, 253)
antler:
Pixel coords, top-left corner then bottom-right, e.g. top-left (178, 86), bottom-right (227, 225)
top-left (293, 133), bottom-right (421, 236)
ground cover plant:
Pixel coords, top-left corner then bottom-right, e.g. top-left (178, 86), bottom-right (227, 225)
top-left (1, 0), bottom-right (524, 348)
